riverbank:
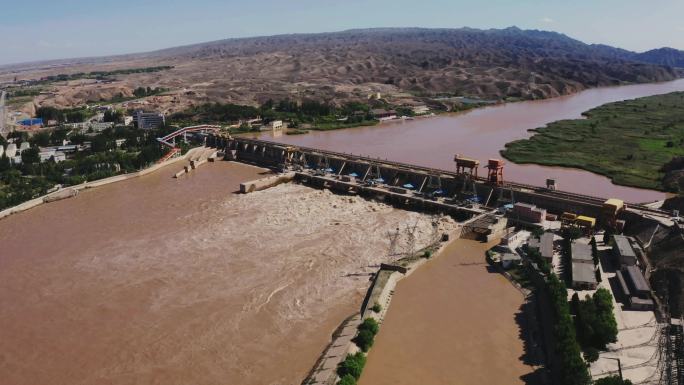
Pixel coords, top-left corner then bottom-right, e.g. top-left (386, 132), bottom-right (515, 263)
top-left (0, 147), bottom-right (209, 221)
top-left (501, 91), bottom-right (684, 193)
top-left (357, 237), bottom-right (538, 385)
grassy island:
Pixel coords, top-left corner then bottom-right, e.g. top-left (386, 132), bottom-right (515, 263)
top-left (501, 92), bottom-right (684, 192)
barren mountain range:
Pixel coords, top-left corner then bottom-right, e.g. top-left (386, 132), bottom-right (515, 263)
top-left (2, 27), bottom-right (684, 112)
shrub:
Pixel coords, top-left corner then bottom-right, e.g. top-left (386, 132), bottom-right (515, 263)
top-left (371, 303), bottom-right (382, 313)
top-left (422, 250), bottom-right (432, 259)
top-left (337, 352), bottom-right (366, 380)
top-left (583, 347), bottom-right (599, 363)
top-left (338, 374), bottom-right (357, 385)
top-left (594, 376), bottom-right (633, 385)
top-left (353, 329), bottom-right (375, 352)
top-left (358, 318), bottom-right (379, 336)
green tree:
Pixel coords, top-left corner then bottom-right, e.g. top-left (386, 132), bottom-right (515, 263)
top-left (49, 128), bottom-right (70, 145)
top-left (584, 347), bottom-right (599, 363)
top-left (574, 288), bottom-right (618, 349)
top-left (69, 133), bottom-right (88, 145)
top-left (103, 109), bottom-right (123, 123)
top-left (590, 237), bottom-right (599, 266)
top-left (562, 226), bottom-right (583, 241)
top-left (91, 135), bottom-right (113, 153)
top-left (21, 147), bottom-right (40, 165)
top-left (546, 275), bottom-right (592, 385)
top-left (353, 329), bottom-right (375, 352)
top-left (30, 131), bottom-right (51, 147)
top-left (0, 153), bottom-right (10, 172)
top-left (337, 353), bottom-right (366, 380)
top-left (358, 318), bottom-right (379, 335)
top-left (338, 374), bottom-right (357, 385)
top-left (594, 376), bottom-right (633, 385)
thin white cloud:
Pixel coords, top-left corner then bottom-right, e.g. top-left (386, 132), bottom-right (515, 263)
top-left (541, 17), bottom-right (554, 24)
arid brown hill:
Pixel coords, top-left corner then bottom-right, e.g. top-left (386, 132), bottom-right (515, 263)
top-left (138, 27), bottom-right (681, 103)
top-left (2, 27), bottom-right (683, 107)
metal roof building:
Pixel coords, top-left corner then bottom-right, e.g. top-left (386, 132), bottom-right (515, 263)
top-left (529, 232), bottom-right (554, 261)
top-left (572, 262), bottom-right (597, 290)
top-left (612, 235), bottom-right (637, 266)
top-left (624, 265), bottom-right (650, 297)
top-left (571, 242), bottom-right (593, 264)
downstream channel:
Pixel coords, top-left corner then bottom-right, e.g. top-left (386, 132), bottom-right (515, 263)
top-left (253, 78), bottom-right (684, 203)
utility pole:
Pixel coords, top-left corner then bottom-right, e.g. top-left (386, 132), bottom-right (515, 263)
top-left (604, 357), bottom-right (623, 380)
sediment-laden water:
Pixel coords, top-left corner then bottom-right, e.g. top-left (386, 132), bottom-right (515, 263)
top-left (0, 161), bottom-right (452, 385)
top-left (255, 79), bottom-right (684, 202)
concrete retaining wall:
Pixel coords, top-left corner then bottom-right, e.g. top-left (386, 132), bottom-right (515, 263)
top-left (239, 172), bottom-right (295, 193)
top-left (303, 226), bottom-right (462, 384)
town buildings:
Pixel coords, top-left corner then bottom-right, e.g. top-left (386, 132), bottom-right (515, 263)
top-left (616, 265), bottom-right (655, 311)
top-left (528, 232), bottom-right (554, 263)
top-left (133, 111), bottom-right (165, 129)
top-left (571, 242), bottom-right (597, 290)
top-left (269, 120), bottom-right (283, 130)
top-left (612, 235), bottom-right (638, 266)
top-left (371, 109), bottom-right (397, 121)
top-left (510, 202), bottom-right (546, 224)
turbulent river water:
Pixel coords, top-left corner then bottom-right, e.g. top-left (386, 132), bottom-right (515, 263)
top-left (254, 78), bottom-right (684, 203)
top-left (0, 161), bottom-right (450, 385)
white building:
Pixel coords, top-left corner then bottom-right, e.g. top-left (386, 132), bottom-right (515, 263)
top-left (39, 150), bottom-right (66, 163)
top-left (5, 143), bottom-right (17, 158)
top-left (123, 116), bottom-right (134, 126)
top-left (411, 105), bottom-right (430, 115)
top-left (270, 120), bottom-right (283, 130)
top-left (64, 121), bottom-right (114, 132)
top-left (90, 122), bottom-right (114, 132)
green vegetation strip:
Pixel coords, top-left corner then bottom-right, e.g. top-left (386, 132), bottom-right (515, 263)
top-left (501, 92), bottom-right (684, 192)
top-left (336, 318), bottom-right (379, 385)
top-left (34, 66), bottom-right (173, 84)
top-left (170, 100), bottom-right (382, 133)
top-left (546, 275), bottom-right (592, 385)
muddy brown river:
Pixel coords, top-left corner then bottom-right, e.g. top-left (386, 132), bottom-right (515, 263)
top-left (0, 161), bottom-right (448, 385)
top-left (255, 79), bottom-right (684, 203)
top-left (1, 80), bottom-right (683, 385)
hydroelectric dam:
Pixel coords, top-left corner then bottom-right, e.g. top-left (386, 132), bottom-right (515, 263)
top-left (206, 133), bottom-right (672, 228)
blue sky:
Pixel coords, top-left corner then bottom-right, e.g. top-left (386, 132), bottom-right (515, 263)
top-left (1, 0), bottom-right (683, 65)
